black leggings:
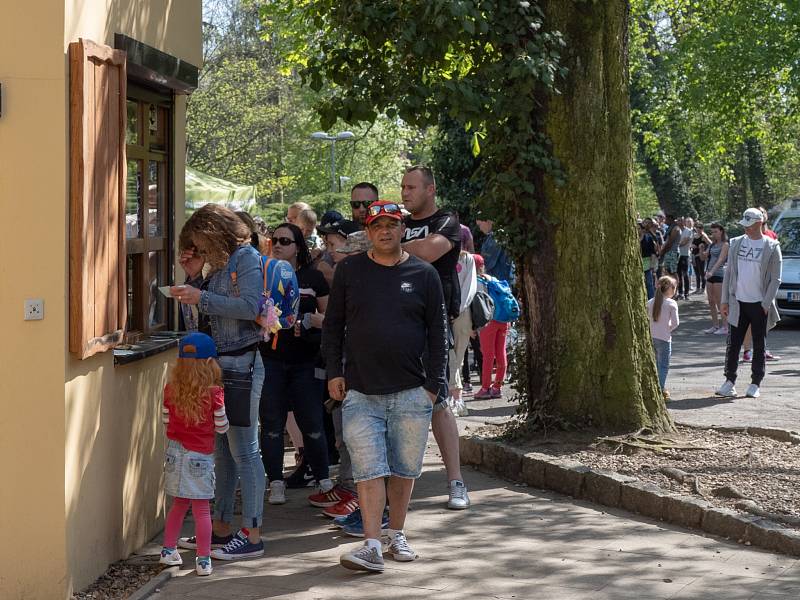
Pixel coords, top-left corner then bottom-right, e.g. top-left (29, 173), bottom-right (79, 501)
top-left (462, 335), bottom-right (483, 383)
top-left (677, 256), bottom-right (690, 296)
top-left (693, 255), bottom-right (706, 290)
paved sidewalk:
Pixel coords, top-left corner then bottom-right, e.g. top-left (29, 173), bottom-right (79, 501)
top-left (148, 438), bottom-right (800, 600)
top-left (665, 295), bottom-right (800, 431)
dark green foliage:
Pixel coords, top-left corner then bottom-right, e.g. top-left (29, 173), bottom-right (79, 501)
top-left (263, 0), bottom-right (569, 257)
top-left (430, 117), bottom-right (483, 222)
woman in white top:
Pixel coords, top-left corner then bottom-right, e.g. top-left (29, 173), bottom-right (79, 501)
top-left (448, 250), bottom-right (478, 416)
top-left (647, 276), bottom-right (680, 399)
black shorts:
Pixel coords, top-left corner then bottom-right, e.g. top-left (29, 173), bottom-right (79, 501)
top-left (707, 275), bottom-right (723, 284)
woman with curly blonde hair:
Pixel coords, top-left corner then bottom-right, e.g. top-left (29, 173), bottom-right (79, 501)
top-left (170, 203), bottom-right (267, 560)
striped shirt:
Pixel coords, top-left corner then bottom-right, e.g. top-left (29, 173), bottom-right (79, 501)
top-left (163, 385), bottom-right (228, 454)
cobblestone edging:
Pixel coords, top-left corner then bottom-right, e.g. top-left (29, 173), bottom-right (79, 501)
top-left (126, 567), bottom-right (176, 600)
top-left (460, 435), bottom-right (800, 557)
top-left (680, 423), bottom-right (800, 445)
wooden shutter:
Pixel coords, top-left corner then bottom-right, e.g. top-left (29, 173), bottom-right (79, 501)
top-left (69, 39), bottom-right (128, 359)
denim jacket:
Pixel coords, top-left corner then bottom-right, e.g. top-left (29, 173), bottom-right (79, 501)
top-left (192, 245), bottom-right (263, 353)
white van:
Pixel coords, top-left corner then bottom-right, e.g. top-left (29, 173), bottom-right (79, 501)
top-left (773, 199), bottom-right (800, 318)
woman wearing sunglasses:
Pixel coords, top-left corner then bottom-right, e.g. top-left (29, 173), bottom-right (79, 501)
top-left (259, 223), bottom-right (344, 508)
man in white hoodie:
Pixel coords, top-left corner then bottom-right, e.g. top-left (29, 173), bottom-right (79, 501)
top-left (716, 208), bottom-right (782, 399)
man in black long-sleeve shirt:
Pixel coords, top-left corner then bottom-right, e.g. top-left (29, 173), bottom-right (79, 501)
top-left (323, 201), bottom-right (447, 573)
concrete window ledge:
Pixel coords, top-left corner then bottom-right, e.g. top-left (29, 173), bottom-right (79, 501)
top-left (113, 333), bottom-right (181, 365)
top-left (460, 434), bottom-right (800, 558)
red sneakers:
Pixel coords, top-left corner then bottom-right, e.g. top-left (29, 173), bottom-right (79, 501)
top-left (322, 496), bottom-right (359, 518)
top-left (308, 485), bottom-right (357, 508)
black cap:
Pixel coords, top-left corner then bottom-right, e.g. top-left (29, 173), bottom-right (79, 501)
top-left (320, 210), bottom-right (344, 228)
top-left (318, 218), bottom-right (360, 238)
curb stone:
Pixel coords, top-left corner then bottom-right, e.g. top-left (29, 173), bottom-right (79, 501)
top-left (677, 422), bottom-right (800, 445)
top-left (126, 566), bottom-right (178, 600)
top-left (460, 435), bottom-right (800, 557)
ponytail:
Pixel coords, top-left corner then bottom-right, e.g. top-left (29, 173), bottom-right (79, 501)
top-left (652, 276), bottom-right (676, 322)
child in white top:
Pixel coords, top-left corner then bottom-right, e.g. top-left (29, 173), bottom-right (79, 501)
top-left (647, 276), bottom-right (680, 399)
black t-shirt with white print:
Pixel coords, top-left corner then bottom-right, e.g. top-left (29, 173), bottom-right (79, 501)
top-left (322, 252), bottom-right (447, 396)
top-left (402, 209), bottom-right (462, 318)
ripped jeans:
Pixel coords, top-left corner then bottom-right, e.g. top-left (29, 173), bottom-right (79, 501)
top-left (259, 358), bottom-right (329, 483)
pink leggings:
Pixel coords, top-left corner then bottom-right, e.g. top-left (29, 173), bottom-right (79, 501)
top-left (163, 497), bottom-right (211, 556)
top-left (480, 320), bottom-right (510, 389)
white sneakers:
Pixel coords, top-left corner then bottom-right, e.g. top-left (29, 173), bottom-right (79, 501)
top-left (195, 556), bottom-right (213, 576)
top-left (268, 480), bottom-right (287, 505)
top-left (716, 380), bottom-right (761, 398)
top-left (159, 547), bottom-right (182, 566)
top-left (715, 380), bottom-right (737, 397)
top-left (451, 397), bottom-right (469, 416)
top-left (447, 480), bottom-right (471, 510)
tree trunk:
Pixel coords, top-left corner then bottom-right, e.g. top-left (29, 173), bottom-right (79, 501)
top-left (745, 137), bottom-right (775, 208)
top-left (727, 144), bottom-right (749, 221)
top-left (522, 0), bottom-right (672, 432)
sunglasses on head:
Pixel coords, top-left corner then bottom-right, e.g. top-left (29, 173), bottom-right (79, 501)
top-left (271, 236), bottom-right (296, 247)
top-left (368, 203), bottom-right (401, 218)
top-left (350, 201), bottom-right (370, 209)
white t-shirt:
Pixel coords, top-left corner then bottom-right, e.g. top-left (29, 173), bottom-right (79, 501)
top-left (735, 237), bottom-right (765, 302)
top-left (678, 228), bottom-right (693, 257)
top-left (647, 297), bottom-right (679, 342)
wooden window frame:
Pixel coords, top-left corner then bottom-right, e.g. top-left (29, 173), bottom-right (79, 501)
top-left (125, 83), bottom-right (175, 339)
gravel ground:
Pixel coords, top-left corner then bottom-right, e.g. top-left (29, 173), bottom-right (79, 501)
top-left (71, 561), bottom-right (164, 600)
top-left (499, 425), bottom-right (800, 527)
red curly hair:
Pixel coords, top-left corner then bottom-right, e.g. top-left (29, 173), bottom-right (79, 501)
top-left (167, 357), bottom-right (222, 425)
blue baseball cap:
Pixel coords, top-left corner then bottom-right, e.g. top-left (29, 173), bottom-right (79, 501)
top-left (179, 333), bottom-right (217, 359)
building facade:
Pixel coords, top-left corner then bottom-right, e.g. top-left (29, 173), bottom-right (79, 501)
top-left (0, 1), bottom-right (202, 597)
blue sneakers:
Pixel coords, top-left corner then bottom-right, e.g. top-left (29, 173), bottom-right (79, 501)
top-left (209, 529), bottom-right (265, 560)
top-left (339, 509), bottom-right (390, 537)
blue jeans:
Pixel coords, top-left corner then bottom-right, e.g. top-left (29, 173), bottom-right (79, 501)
top-left (652, 338), bottom-right (671, 391)
top-left (644, 270), bottom-right (655, 300)
top-left (259, 358), bottom-right (329, 483)
top-left (342, 386), bottom-right (433, 482)
top-left (214, 351), bottom-right (265, 529)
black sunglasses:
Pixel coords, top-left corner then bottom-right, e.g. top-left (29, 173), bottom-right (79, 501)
top-left (271, 236), bottom-right (296, 247)
top-left (350, 201), bottom-right (370, 209)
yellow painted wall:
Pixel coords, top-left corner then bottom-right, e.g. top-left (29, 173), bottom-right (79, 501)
top-left (61, 0), bottom-right (202, 596)
top-left (0, 1), bottom-right (70, 598)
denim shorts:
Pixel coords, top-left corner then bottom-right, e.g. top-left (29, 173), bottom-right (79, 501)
top-left (342, 386), bottom-right (433, 482)
top-left (164, 439), bottom-right (216, 500)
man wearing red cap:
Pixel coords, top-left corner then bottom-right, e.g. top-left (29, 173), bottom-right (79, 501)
top-left (323, 201), bottom-right (448, 572)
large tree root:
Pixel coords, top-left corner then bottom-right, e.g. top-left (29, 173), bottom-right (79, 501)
top-left (597, 428), bottom-right (707, 454)
top-left (735, 500), bottom-right (800, 528)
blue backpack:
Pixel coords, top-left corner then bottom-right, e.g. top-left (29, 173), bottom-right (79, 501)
top-left (483, 277), bottom-right (520, 323)
top-left (256, 257), bottom-right (299, 334)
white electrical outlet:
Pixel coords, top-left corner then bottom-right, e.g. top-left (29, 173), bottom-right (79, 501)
top-left (24, 299), bottom-right (44, 321)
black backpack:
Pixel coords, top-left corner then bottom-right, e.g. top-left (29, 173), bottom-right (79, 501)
top-left (470, 289), bottom-right (495, 329)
